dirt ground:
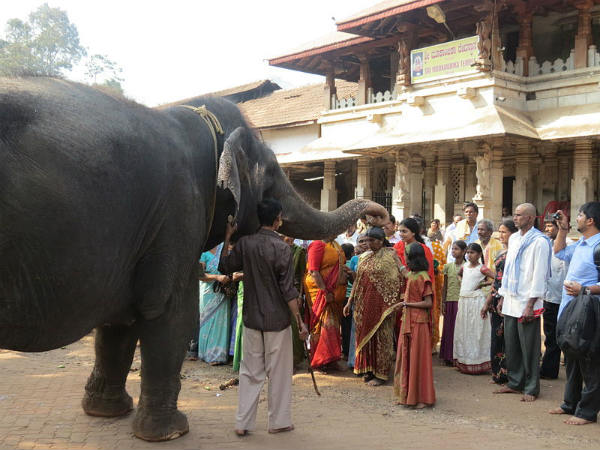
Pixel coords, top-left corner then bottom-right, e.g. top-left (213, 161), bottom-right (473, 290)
top-left (1, 334), bottom-right (599, 450)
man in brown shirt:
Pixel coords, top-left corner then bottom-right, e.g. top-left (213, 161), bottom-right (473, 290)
top-left (220, 198), bottom-right (308, 436)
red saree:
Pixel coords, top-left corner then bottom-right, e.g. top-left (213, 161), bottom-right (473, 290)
top-left (304, 240), bottom-right (346, 368)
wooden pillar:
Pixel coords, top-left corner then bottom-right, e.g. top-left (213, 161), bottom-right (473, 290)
top-left (574, 0), bottom-right (594, 69)
top-left (320, 160), bottom-right (337, 212)
top-left (357, 56), bottom-right (370, 105)
top-left (323, 67), bottom-right (337, 110)
top-left (570, 138), bottom-right (594, 227)
top-left (515, 11), bottom-right (534, 76)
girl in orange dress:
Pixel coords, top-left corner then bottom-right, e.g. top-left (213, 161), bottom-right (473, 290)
top-left (394, 244), bottom-right (436, 408)
top-left (304, 238), bottom-right (347, 370)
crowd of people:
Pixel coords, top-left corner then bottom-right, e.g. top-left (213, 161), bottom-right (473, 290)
top-left (187, 198), bottom-right (600, 435)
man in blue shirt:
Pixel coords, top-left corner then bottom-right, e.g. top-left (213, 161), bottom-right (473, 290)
top-left (549, 202), bottom-right (600, 425)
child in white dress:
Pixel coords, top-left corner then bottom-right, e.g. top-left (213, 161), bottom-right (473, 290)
top-left (453, 243), bottom-right (495, 374)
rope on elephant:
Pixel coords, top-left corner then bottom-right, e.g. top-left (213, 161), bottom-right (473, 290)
top-left (180, 104), bottom-right (224, 241)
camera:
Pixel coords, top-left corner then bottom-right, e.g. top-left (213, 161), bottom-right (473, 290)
top-left (552, 212), bottom-right (561, 221)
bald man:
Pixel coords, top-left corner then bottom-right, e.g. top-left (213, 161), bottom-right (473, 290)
top-left (495, 203), bottom-right (551, 402)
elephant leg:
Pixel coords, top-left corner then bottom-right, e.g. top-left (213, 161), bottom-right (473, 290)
top-left (82, 324), bottom-right (138, 417)
top-left (132, 275), bottom-right (197, 441)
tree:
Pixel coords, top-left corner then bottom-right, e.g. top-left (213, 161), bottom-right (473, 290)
top-left (85, 53), bottom-right (124, 94)
top-left (0, 3), bottom-right (86, 76)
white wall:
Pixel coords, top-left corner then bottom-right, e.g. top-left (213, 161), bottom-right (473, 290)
top-left (261, 124), bottom-right (320, 155)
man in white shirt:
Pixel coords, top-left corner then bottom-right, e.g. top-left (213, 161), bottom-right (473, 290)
top-left (495, 203), bottom-right (551, 402)
top-left (335, 223), bottom-right (359, 246)
top-left (540, 216), bottom-right (570, 380)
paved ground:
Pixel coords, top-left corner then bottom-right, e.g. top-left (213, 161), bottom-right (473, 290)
top-left (1, 334), bottom-right (600, 449)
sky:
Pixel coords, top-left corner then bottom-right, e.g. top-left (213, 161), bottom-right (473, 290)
top-left (1, 0), bottom-right (376, 106)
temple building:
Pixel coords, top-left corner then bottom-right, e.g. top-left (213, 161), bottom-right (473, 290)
top-left (260, 0), bottom-right (600, 228)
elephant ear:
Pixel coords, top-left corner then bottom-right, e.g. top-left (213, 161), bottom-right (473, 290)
top-left (217, 127), bottom-right (248, 220)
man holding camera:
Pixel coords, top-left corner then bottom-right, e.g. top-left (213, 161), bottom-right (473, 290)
top-left (549, 202), bottom-right (600, 425)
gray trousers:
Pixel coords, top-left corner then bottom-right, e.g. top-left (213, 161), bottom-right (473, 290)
top-left (235, 326), bottom-right (293, 431)
top-left (504, 316), bottom-right (541, 396)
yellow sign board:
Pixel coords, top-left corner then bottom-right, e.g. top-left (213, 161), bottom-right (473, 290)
top-left (411, 36), bottom-right (479, 83)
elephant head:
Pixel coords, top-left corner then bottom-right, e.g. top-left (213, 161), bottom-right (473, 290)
top-left (197, 97), bottom-right (388, 247)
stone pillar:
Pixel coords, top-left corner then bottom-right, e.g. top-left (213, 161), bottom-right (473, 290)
top-left (386, 160), bottom-right (395, 193)
top-left (434, 148), bottom-right (452, 226)
top-left (320, 160), bottom-right (337, 212)
top-left (558, 145), bottom-right (571, 201)
top-left (409, 154), bottom-right (424, 217)
top-left (570, 138), bottom-right (594, 227)
top-left (513, 140), bottom-right (533, 210)
top-left (574, 0), bottom-right (593, 69)
top-left (472, 141), bottom-right (504, 225)
top-left (392, 150), bottom-right (410, 220)
top-left (357, 56), bottom-right (370, 105)
top-left (423, 153), bottom-right (436, 222)
top-left (323, 67), bottom-right (337, 110)
top-left (355, 157), bottom-right (372, 200)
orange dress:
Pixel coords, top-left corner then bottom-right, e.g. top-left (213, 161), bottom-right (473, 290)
top-left (304, 240), bottom-right (346, 368)
top-left (394, 271), bottom-right (436, 406)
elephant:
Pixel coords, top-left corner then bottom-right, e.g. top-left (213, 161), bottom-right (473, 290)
top-left (0, 77), bottom-right (388, 441)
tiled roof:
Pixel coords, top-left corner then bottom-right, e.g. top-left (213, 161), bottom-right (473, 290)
top-left (155, 80), bottom-right (279, 109)
top-left (239, 80), bottom-right (358, 129)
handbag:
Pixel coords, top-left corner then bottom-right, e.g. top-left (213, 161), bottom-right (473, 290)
top-left (556, 243), bottom-right (600, 359)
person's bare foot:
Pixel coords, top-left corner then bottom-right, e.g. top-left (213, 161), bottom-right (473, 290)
top-left (268, 425), bottom-right (295, 434)
top-left (564, 416), bottom-right (593, 425)
top-left (548, 407), bottom-right (566, 415)
top-left (368, 377), bottom-right (385, 386)
top-left (493, 386), bottom-right (520, 394)
top-left (234, 429), bottom-right (248, 436)
top-left (413, 403), bottom-right (429, 409)
top-left (521, 394), bottom-right (536, 402)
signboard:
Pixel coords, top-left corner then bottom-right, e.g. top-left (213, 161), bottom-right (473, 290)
top-left (411, 36), bottom-right (479, 84)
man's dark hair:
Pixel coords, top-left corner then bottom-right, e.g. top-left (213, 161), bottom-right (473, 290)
top-left (389, 214), bottom-right (396, 224)
top-left (463, 202), bottom-right (479, 213)
top-left (580, 202), bottom-right (600, 230)
top-left (407, 243), bottom-right (429, 272)
top-left (341, 243), bottom-right (354, 260)
top-left (257, 198), bottom-right (282, 226)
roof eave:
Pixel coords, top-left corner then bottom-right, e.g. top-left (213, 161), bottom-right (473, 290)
top-left (336, 0), bottom-right (446, 32)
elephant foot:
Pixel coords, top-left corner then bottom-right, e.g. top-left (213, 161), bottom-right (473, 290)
top-left (132, 407), bottom-right (189, 441)
top-left (82, 389), bottom-right (133, 417)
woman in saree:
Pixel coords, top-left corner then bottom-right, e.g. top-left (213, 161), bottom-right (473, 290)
top-left (343, 227), bottom-right (405, 386)
top-left (480, 219), bottom-right (518, 384)
top-left (393, 218), bottom-right (436, 345)
top-left (198, 243), bottom-right (235, 365)
top-left (304, 236), bottom-right (347, 371)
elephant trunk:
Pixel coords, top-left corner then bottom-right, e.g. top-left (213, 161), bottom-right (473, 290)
top-left (272, 165), bottom-right (389, 240)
